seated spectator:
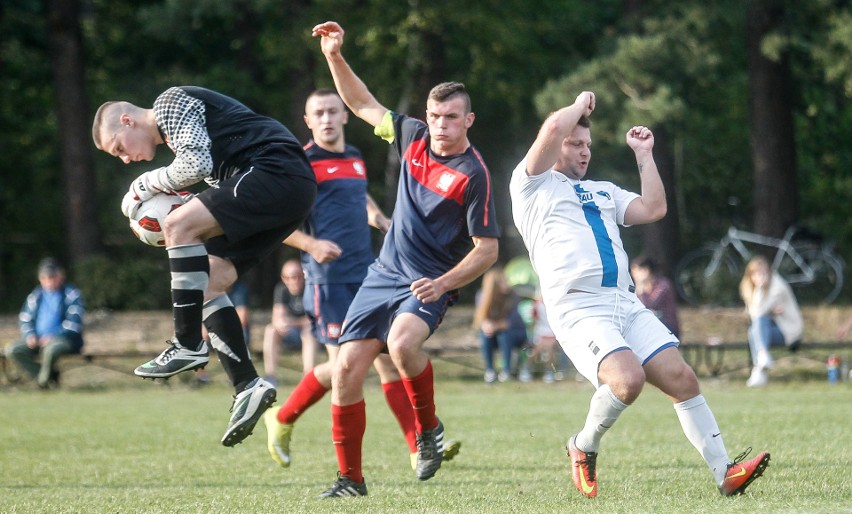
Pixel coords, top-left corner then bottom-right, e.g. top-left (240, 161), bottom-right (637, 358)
top-left (739, 255), bottom-right (803, 387)
top-left (630, 255), bottom-right (681, 338)
top-left (262, 260), bottom-right (319, 386)
top-left (5, 258), bottom-right (84, 389)
top-left (473, 265), bottom-right (527, 383)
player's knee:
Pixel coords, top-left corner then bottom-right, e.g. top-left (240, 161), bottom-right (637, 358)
top-left (607, 370), bottom-right (645, 404)
top-left (673, 363), bottom-right (700, 397)
top-left (162, 210), bottom-right (190, 242)
top-left (387, 340), bottom-right (418, 369)
top-left (332, 359), bottom-right (362, 395)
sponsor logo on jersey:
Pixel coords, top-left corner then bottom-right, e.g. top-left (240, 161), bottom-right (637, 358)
top-left (596, 191), bottom-right (611, 200)
top-left (354, 162), bottom-right (366, 175)
top-left (576, 191), bottom-right (594, 203)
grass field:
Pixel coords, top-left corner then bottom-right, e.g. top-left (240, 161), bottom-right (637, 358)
top-left (1, 373), bottom-right (850, 513)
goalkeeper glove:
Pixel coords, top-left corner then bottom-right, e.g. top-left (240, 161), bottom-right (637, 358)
top-left (121, 170), bottom-right (169, 218)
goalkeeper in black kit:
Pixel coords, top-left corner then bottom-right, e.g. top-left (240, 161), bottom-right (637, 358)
top-left (92, 86), bottom-right (316, 446)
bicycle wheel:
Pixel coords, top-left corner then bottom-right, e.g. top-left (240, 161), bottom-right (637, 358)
top-left (782, 244), bottom-right (845, 304)
top-left (675, 248), bottom-right (742, 306)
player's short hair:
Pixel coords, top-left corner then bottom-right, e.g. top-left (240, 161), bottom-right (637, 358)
top-left (91, 101), bottom-right (123, 150)
top-left (308, 88), bottom-right (340, 100)
top-left (428, 82), bottom-right (471, 113)
top-left (305, 88), bottom-right (343, 110)
top-left (577, 115), bottom-right (591, 128)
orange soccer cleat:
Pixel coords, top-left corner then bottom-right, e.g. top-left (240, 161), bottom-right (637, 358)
top-left (567, 435), bottom-right (598, 498)
top-left (719, 448), bottom-right (771, 496)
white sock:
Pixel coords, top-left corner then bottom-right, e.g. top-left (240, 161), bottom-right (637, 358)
top-left (575, 384), bottom-right (627, 452)
top-left (674, 395), bottom-right (730, 484)
top-left (755, 348), bottom-right (773, 369)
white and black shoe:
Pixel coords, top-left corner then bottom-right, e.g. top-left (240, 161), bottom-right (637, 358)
top-left (415, 419), bottom-right (446, 481)
top-left (134, 339), bottom-right (209, 378)
top-left (221, 377), bottom-right (277, 447)
top-left (318, 473), bottom-right (368, 498)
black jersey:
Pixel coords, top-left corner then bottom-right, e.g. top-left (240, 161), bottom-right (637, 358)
top-left (153, 86), bottom-right (308, 188)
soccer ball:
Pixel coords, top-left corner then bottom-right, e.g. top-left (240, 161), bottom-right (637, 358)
top-left (129, 193), bottom-right (188, 247)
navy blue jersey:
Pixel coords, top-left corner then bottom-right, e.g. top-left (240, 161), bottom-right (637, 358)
top-left (301, 142), bottom-right (374, 284)
top-left (378, 113), bottom-right (500, 282)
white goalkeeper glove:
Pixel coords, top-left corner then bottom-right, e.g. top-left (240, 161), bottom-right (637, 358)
top-left (121, 170), bottom-right (169, 218)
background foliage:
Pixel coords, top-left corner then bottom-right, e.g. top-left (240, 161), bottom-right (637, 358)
top-left (1, 0), bottom-right (851, 311)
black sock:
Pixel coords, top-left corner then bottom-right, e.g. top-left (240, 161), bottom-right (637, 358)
top-left (167, 244), bottom-right (209, 351)
top-left (203, 295), bottom-right (257, 391)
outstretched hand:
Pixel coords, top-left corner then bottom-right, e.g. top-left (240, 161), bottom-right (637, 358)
top-left (626, 126), bottom-right (654, 152)
top-left (312, 21), bottom-right (344, 56)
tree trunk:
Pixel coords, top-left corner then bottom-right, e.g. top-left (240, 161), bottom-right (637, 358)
top-left (48, 0), bottom-right (104, 262)
top-left (382, 0), bottom-right (448, 214)
top-left (746, 0), bottom-right (798, 238)
top-left (639, 126), bottom-right (680, 278)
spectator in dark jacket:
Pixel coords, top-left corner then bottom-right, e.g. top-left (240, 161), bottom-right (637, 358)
top-left (630, 255), bottom-right (680, 338)
top-left (5, 258), bottom-right (84, 388)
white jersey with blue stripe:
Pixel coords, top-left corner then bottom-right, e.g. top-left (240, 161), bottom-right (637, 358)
top-left (509, 157), bottom-right (639, 309)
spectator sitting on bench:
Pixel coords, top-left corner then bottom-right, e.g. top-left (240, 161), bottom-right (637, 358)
top-left (5, 258), bottom-right (85, 389)
top-left (739, 255), bottom-right (803, 388)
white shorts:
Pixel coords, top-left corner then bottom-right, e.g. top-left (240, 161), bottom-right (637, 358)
top-left (548, 290), bottom-right (679, 387)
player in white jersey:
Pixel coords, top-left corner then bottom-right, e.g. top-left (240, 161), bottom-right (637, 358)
top-left (509, 91), bottom-right (769, 498)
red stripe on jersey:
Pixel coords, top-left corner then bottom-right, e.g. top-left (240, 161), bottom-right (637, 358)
top-left (403, 139), bottom-right (469, 205)
top-left (312, 157), bottom-right (367, 184)
top-left (470, 147), bottom-right (492, 227)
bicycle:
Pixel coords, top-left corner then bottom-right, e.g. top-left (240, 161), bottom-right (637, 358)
top-left (675, 224), bottom-right (845, 306)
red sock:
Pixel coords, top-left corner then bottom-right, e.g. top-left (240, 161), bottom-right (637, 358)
top-left (401, 360), bottom-right (437, 434)
top-left (383, 380), bottom-right (417, 453)
top-left (331, 400), bottom-right (366, 483)
top-left (277, 370), bottom-right (329, 424)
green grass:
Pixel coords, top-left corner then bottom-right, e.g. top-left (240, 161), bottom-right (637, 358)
top-left (1, 375), bottom-right (850, 513)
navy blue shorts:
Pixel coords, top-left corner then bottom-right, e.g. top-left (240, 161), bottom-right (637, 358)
top-left (304, 282), bottom-right (361, 345)
top-left (338, 263), bottom-right (458, 346)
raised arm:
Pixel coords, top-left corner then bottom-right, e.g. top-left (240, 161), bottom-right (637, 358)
top-left (311, 21), bottom-right (389, 128)
top-left (622, 126), bottom-right (667, 225)
top-left (524, 91), bottom-right (595, 176)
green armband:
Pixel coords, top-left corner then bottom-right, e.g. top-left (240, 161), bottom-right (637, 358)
top-left (373, 111), bottom-right (395, 144)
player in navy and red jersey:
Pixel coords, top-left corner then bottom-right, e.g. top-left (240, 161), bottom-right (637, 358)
top-left (91, 87), bottom-right (316, 447)
top-left (263, 88), bottom-right (462, 472)
top-left (311, 22), bottom-right (499, 498)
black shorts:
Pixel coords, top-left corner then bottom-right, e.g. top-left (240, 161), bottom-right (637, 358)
top-left (199, 147), bottom-right (316, 275)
